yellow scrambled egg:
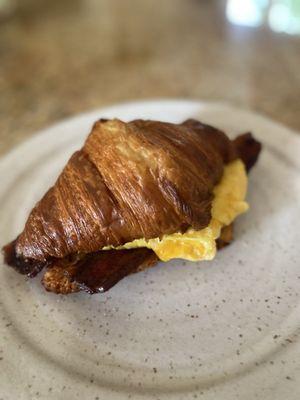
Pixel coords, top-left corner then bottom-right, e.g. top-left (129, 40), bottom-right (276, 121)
top-left (105, 159), bottom-right (248, 262)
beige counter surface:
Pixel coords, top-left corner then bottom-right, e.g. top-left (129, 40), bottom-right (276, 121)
top-left (0, 0), bottom-right (299, 156)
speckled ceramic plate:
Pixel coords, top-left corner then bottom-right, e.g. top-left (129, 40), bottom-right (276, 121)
top-left (0, 100), bottom-right (300, 400)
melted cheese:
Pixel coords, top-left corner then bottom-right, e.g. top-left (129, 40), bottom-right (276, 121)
top-left (104, 159), bottom-right (248, 261)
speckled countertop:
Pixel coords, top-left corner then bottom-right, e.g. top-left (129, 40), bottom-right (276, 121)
top-left (0, 0), bottom-right (299, 156)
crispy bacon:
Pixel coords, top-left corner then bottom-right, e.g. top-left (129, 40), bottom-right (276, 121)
top-left (42, 248), bottom-right (158, 294)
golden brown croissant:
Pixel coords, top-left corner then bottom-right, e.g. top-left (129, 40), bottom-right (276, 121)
top-left (2, 119), bottom-right (261, 294)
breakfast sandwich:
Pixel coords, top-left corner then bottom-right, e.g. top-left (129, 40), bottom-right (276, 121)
top-left (2, 118), bottom-right (261, 294)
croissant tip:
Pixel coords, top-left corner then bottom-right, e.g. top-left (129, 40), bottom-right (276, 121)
top-left (234, 132), bottom-right (262, 172)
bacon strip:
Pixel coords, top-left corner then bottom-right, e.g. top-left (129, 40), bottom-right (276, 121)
top-left (42, 248), bottom-right (158, 294)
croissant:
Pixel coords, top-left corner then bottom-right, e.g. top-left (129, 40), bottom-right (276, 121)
top-left (2, 119), bottom-right (261, 294)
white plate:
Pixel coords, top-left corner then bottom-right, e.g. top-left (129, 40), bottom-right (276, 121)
top-left (0, 100), bottom-right (300, 400)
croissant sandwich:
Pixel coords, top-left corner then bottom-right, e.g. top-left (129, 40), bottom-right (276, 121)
top-left (2, 118), bottom-right (261, 294)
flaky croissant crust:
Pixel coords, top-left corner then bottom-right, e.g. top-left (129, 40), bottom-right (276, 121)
top-left (15, 119), bottom-right (237, 262)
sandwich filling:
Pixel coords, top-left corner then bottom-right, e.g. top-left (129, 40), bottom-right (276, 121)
top-left (104, 159), bottom-right (248, 261)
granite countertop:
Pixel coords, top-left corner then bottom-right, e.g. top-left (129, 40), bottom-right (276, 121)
top-left (0, 0), bottom-right (299, 156)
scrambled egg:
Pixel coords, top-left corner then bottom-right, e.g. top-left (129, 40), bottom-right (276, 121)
top-left (105, 159), bottom-right (248, 262)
